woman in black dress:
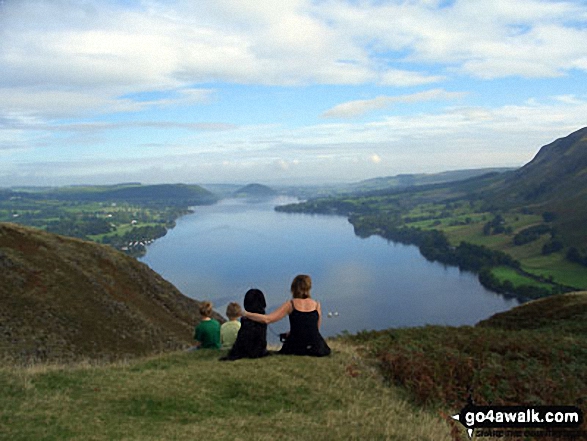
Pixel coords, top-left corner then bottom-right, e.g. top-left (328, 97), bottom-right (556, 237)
top-left (242, 275), bottom-right (330, 357)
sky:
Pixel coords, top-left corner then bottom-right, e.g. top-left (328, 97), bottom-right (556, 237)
top-left (1, 0), bottom-right (587, 187)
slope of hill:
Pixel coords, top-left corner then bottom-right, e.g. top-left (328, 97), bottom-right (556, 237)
top-left (494, 127), bottom-right (587, 203)
top-left (477, 290), bottom-right (587, 333)
top-left (0, 223), bottom-right (220, 363)
top-left (485, 127), bottom-right (587, 244)
top-left (344, 291), bottom-right (587, 414)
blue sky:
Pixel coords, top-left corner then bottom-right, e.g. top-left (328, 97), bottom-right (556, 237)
top-left (1, 0), bottom-right (587, 186)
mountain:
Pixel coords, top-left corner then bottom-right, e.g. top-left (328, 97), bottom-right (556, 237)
top-left (234, 183), bottom-right (277, 198)
top-left (489, 127), bottom-right (587, 203)
top-left (485, 127), bottom-right (587, 245)
top-left (0, 223), bottom-right (221, 363)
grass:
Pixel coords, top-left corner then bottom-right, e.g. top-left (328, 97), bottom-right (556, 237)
top-left (0, 342), bottom-right (454, 441)
top-left (490, 266), bottom-right (553, 289)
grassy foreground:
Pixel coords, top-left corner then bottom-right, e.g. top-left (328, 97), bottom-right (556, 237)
top-left (0, 342), bottom-right (453, 441)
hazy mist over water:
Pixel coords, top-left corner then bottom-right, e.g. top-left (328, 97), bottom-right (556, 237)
top-left (140, 198), bottom-right (519, 339)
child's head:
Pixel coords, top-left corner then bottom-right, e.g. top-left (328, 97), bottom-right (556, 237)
top-left (226, 302), bottom-right (242, 320)
top-left (199, 301), bottom-right (213, 318)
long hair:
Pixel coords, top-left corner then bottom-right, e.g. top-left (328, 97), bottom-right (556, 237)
top-left (290, 274), bottom-right (312, 299)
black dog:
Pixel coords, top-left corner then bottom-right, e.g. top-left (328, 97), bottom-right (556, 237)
top-left (220, 289), bottom-right (269, 361)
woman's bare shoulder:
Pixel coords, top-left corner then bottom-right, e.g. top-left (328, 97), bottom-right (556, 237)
top-left (292, 298), bottom-right (319, 311)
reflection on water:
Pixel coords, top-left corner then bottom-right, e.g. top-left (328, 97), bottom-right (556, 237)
top-left (140, 197), bottom-right (519, 338)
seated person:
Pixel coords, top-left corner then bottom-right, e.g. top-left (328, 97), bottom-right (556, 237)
top-left (220, 289), bottom-right (269, 360)
top-left (221, 302), bottom-right (242, 349)
top-left (194, 301), bottom-right (221, 349)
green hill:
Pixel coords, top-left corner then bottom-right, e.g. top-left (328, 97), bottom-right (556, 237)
top-left (277, 127), bottom-right (587, 296)
top-left (40, 183), bottom-right (218, 206)
top-left (0, 223), bottom-right (220, 363)
top-left (477, 290), bottom-right (587, 333)
top-left (234, 183), bottom-right (277, 198)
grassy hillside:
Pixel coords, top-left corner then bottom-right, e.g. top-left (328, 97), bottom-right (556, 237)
top-left (0, 342), bottom-right (454, 441)
top-left (1, 292), bottom-right (585, 440)
top-left (343, 292), bottom-right (587, 413)
top-left (0, 223), bottom-right (219, 364)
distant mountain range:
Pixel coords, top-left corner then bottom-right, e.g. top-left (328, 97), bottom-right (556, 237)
top-left (351, 167), bottom-right (514, 192)
top-left (0, 223), bottom-right (221, 363)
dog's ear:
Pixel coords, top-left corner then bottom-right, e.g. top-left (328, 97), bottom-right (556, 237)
top-left (244, 289), bottom-right (266, 314)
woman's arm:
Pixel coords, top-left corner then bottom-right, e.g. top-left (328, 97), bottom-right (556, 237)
top-left (244, 301), bottom-right (292, 324)
top-left (316, 301), bottom-right (322, 328)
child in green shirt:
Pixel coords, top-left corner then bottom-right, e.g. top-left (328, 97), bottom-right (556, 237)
top-left (220, 302), bottom-right (242, 349)
top-left (194, 301), bottom-right (221, 349)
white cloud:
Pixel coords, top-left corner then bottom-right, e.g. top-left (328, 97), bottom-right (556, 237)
top-left (322, 89), bottom-right (466, 119)
top-left (0, 87), bottom-right (214, 119)
top-left (1, 1), bottom-right (587, 185)
top-left (318, 0), bottom-right (587, 79)
top-left (1, 0), bottom-right (586, 120)
top-left (4, 1), bottom-right (585, 90)
top-left (379, 68), bottom-right (445, 86)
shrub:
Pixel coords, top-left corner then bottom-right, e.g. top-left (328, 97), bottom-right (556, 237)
top-left (345, 325), bottom-right (587, 410)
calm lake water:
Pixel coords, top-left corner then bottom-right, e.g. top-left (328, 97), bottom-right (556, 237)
top-left (140, 197), bottom-right (519, 339)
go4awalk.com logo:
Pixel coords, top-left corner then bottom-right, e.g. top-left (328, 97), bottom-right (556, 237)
top-left (451, 404), bottom-right (584, 439)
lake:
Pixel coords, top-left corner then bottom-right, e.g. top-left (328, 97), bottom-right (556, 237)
top-left (140, 197), bottom-right (519, 339)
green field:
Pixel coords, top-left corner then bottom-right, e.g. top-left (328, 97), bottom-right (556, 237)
top-left (521, 255), bottom-right (587, 290)
top-left (402, 207), bottom-right (586, 290)
top-left (490, 266), bottom-right (552, 289)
